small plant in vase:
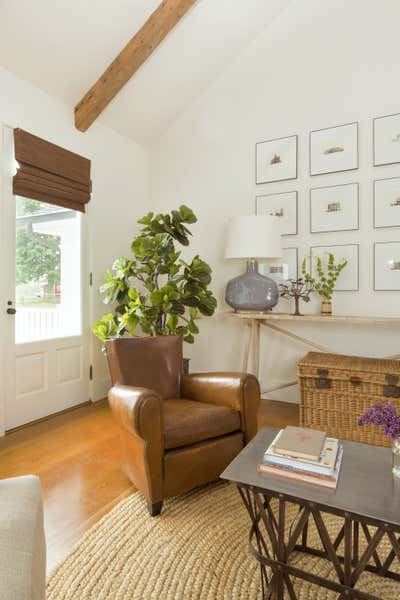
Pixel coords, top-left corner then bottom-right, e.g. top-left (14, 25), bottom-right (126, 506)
top-left (358, 402), bottom-right (400, 477)
top-left (279, 278), bottom-right (314, 316)
top-left (301, 253), bottom-right (347, 316)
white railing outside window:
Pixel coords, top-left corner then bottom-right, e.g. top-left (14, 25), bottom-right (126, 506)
top-left (16, 306), bottom-right (74, 343)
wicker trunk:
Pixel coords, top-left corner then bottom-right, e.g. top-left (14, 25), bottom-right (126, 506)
top-left (298, 352), bottom-right (400, 448)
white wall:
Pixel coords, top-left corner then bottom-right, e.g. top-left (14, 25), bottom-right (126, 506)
top-left (150, 0), bottom-right (400, 401)
top-left (0, 65), bottom-right (149, 405)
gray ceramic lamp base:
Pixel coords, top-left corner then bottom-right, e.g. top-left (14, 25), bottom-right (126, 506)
top-left (225, 260), bottom-right (279, 312)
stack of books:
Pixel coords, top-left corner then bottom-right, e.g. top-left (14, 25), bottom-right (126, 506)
top-left (258, 426), bottom-right (343, 490)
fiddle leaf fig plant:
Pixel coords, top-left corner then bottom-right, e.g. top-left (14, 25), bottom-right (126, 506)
top-left (301, 252), bottom-right (347, 301)
top-left (92, 205), bottom-right (217, 345)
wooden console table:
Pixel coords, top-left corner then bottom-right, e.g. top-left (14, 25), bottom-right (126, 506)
top-left (224, 311), bottom-right (400, 397)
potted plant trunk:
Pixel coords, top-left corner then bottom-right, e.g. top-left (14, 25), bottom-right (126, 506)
top-left (301, 253), bottom-right (347, 316)
top-left (92, 205), bottom-right (217, 370)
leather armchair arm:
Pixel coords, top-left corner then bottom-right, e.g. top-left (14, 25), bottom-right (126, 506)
top-left (108, 384), bottom-right (164, 504)
top-left (181, 373), bottom-right (260, 442)
top-left (108, 384), bottom-right (163, 443)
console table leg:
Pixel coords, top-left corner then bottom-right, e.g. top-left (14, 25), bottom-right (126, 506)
top-left (242, 321), bottom-right (252, 372)
top-left (252, 320), bottom-right (260, 380)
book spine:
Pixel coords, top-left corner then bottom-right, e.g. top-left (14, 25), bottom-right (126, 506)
top-left (261, 460), bottom-right (333, 478)
top-left (257, 465), bottom-right (337, 490)
top-left (273, 448), bottom-right (320, 461)
top-left (258, 463), bottom-right (337, 483)
top-left (263, 456), bottom-right (334, 476)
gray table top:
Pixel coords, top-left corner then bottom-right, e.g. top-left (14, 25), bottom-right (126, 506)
top-left (221, 427), bottom-right (400, 527)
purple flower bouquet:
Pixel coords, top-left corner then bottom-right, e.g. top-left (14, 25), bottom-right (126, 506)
top-left (358, 402), bottom-right (400, 477)
top-left (358, 402), bottom-right (400, 440)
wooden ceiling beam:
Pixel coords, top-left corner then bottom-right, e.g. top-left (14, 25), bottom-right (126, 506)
top-left (74, 0), bottom-right (198, 132)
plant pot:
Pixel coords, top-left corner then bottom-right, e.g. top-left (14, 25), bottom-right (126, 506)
top-left (321, 299), bottom-right (332, 316)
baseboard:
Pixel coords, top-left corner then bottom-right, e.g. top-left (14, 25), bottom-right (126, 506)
top-left (5, 401), bottom-right (92, 434)
top-left (263, 384), bottom-right (299, 404)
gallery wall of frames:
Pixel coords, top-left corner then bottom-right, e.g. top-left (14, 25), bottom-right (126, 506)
top-left (255, 113), bottom-right (400, 294)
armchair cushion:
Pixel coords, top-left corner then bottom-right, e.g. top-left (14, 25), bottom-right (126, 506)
top-left (181, 372), bottom-right (260, 443)
top-left (163, 398), bottom-right (240, 450)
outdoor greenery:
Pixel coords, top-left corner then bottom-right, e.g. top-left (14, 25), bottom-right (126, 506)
top-left (92, 205), bottom-right (217, 344)
top-left (16, 199), bottom-right (61, 295)
top-left (301, 253), bottom-right (347, 301)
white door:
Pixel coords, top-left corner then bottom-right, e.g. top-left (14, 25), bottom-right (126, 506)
top-left (0, 125), bottom-right (90, 431)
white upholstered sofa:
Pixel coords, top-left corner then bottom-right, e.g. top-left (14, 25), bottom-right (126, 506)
top-left (0, 476), bottom-right (46, 600)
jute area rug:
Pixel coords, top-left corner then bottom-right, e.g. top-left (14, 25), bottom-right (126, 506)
top-left (47, 482), bottom-right (400, 599)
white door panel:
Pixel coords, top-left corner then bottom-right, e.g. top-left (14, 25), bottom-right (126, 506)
top-left (1, 124), bottom-right (90, 431)
top-left (7, 336), bottom-right (89, 429)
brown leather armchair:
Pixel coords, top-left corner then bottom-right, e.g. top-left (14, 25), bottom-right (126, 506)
top-left (106, 335), bottom-right (260, 516)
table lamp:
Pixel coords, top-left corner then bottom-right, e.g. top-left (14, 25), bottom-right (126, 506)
top-left (225, 215), bottom-right (282, 312)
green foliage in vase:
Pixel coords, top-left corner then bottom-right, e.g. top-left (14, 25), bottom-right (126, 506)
top-left (301, 253), bottom-right (347, 301)
top-left (92, 205), bottom-right (217, 344)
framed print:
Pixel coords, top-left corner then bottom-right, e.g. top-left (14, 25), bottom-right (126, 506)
top-left (261, 247), bottom-right (298, 282)
top-left (309, 122), bottom-right (358, 176)
top-left (310, 244), bottom-right (359, 291)
top-left (255, 191), bottom-right (298, 235)
top-left (374, 177), bottom-right (400, 228)
top-left (374, 241), bottom-right (400, 290)
top-left (373, 113), bottom-right (400, 167)
top-left (310, 183), bottom-right (359, 233)
top-left (256, 135), bottom-right (297, 184)
top-left (283, 247), bottom-right (299, 279)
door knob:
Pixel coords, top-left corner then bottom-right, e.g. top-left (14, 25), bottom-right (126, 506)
top-left (6, 307), bottom-right (16, 315)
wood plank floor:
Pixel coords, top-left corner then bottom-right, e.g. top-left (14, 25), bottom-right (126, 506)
top-left (0, 398), bottom-right (299, 572)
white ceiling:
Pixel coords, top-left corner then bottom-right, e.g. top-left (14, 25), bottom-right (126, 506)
top-left (0, 0), bottom-right (290, 146)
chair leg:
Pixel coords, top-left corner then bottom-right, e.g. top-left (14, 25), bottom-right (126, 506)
top-left (148, 500), bottom-right (163, 517)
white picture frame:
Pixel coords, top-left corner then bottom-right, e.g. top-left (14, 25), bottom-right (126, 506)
top-left (373, 113), bottom-right (400, 167)
top-left (310, 244), bottom-right (359, 291)
top-left (374, 177), bottom-right (400, 229)
top-left (256, 135), bottom-right (297, 184)
top-left (261, 248), bottom-right (298, 283)
top-left (309, 122), bottom-right (358, 176)
top-left (255, 191), bottom-right (298, 236)
top-left (310, 183), bottom-right (359, 233)
top-left (374, 242), bottom-right (400, 291)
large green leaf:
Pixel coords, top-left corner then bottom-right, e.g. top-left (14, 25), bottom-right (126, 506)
top-left (92, 205), bottom-right (217, 344)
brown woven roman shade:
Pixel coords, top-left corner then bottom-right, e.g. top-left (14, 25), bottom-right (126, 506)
top-left (13, 129), bottom-right (91, 212)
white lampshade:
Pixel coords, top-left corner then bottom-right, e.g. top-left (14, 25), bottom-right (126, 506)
top-left (225, 215), bottom-right (282, 260)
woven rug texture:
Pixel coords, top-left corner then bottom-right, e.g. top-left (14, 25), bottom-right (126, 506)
top-left (47, 482), bottom-right (400, 599)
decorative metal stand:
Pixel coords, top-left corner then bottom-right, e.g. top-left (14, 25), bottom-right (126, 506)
top-left (238, 484), bottom-right (400, 600)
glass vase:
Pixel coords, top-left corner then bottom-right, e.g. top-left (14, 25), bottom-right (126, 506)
top-left (393, 438), bottom-right (400, 478)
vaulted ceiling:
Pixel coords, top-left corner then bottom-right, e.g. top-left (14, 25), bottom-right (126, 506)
top-left (0, 0), bottom-right (290, 146)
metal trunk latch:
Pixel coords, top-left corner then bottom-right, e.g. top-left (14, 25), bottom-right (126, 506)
top-left (315, 368), bottom-right (331, 390)
top-left (383, 374), bottom-right (400, 398)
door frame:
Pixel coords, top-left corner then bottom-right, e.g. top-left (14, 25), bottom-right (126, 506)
top-left (0, 124), bottom-right (15, 435)
top-left (0, 123), bottom-right (92, 434)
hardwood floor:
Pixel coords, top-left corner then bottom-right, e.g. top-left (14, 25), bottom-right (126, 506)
top-left (0, 398), bottom-right (298, 572)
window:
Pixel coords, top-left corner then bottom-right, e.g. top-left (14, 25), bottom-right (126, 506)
top-left (15, 197), bottom-right (82, 343)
